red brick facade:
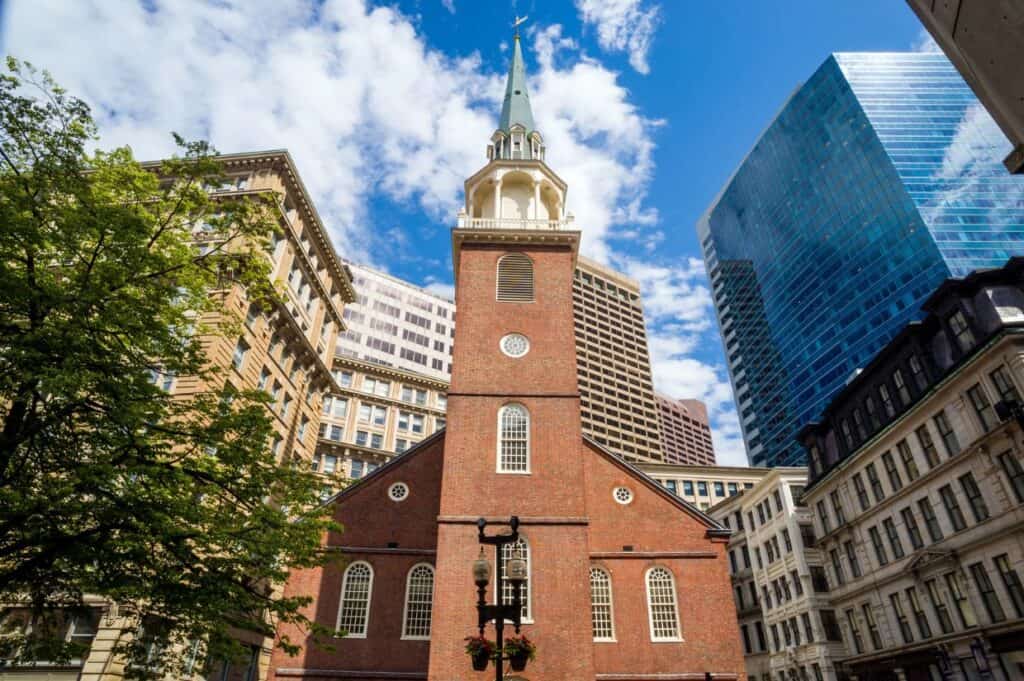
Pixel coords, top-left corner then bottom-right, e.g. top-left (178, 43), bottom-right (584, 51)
top-left (268, 229), bottom-right (746, 681)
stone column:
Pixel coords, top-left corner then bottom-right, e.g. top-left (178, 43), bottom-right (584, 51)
top-left (533, 179), bottom-right (541, 220)
top-left (493, 180), bottom-right (502, 220)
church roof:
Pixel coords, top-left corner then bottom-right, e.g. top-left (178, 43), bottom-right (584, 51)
top-left (498, 35), bottom-right (536, 135)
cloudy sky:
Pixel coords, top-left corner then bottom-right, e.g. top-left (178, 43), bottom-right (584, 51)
top-left (1, 0), bottom-right (928, 466)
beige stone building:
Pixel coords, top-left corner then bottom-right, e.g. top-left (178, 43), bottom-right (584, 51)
top-left (314, 354), bottom-right (447, 496)
top-left (0, 150), bottom-right (355, 681)
top-left (710, 469), bottom-right (848, 681)
top-left (638, 462), bottom-right (765, 512)
top-left (801, 259), bottom-right (1024, 680)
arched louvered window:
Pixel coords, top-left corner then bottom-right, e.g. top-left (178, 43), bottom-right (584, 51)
top-left (645, 566), bottom-right (681, 641)
top-left (401, 563), bottom-right (434, 640)
top-left (496, 253), bottom-right (534, 302)
top-left (497, 404), bottom-right (530, 473)
top-left (500, 536), bottom-right (531, 621)
top-left (337, 561), bottom-right (373, 637)
top-left (590, 567), bottom-right (615, 641)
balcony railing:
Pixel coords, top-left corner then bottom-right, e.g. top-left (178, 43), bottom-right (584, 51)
top-left (455, 214), bottom-right (573, 231)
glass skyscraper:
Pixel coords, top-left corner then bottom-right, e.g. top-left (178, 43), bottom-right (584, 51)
top-left (699, 52), bottom-right (1024, 467)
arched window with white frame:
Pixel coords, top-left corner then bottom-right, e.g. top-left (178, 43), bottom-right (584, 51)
top-left (590, 566), bottom-right (615, 641)
top-left (497, 403), bottom-right (530, 473)
top-left (645, 566), bottom-right (681, 641)
top-left (500, 536), bottom-right (531, 621)
top-left (401, 563), bottom-right (434, 640)
top-left (337, 561), bottom-right (373, 637)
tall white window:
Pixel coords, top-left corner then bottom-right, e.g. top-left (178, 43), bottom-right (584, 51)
top-left (402, 563), bottom-right (435, 639)
top-left (590, 567), bottom-right (615, 641)
top-left (500, 536), bottom-right (531, 621)
top-left (337, 561), bottom-right (373, 637)
top-left (498, 404), bottom-right (530, 472)
top-left (646, 566), bottom-right (681, 641)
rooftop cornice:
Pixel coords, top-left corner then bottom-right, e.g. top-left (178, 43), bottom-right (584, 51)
top-left (330, 353), bottom-right (450, 391)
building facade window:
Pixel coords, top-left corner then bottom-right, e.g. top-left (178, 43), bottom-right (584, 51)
top-left (869, 526), bottom-right (888, 566)
top-left (945, 570), bottom-right (978, 628)
top-left (497, 403), bottom-right (530, 473)
top-left (999, 452), bottom-right (1024, 503)
top-left (906, 586), bottom-right (931, 639)
top-left (990, 365), bottom-right (1021, 403)
top-left (967, 383), bottom-right (999, 432)
top-left (588, 568), bottom-right (615, 642)
top-left (919, 497), bottom-right (944, 542)
top-left (969, 562), bottom-right (1006, 623)
top-left (925, 578), bottom-right (954, 634)
top-left (882, 451), bottom-right (903, 492)
top-left (337, 562), bottom-right (373, 637)
top-left (994, 554), bottom-right (1024, 618)
top-left (883, 517), bottom-right (905, 559)
top-left (947, 310), bottom-right (975, 353)
top-left (893, 369), bottom-right (911, 405)
top-left (852, 473), bottom-right (870, 511)
top-left (844, 541), bottom-right (861, 579)
top-left (916, 425), bottom-right (941, 468)
top-left (958, 473), bottom-right (989, 522)
top-left (866, 463), bottom-right (885, 503)
top-left (890, 592), bottom-right (913, 644)
top-left (897, 440), bottom-right (920, 482)
top-left (401, 564), bottom-right (434, 640)
top-left (902, 507), bottom-right (924, 550)
top-left (862, 603), bottom-right (882, 650)
top-left (844, 609), bottom-right (863, 654)
top-left (645, 567), bottom-right (681, 641)
top-left (939, 484), bottom-right (967, 532)
top-left (933, 410), bottom-right (961, 457)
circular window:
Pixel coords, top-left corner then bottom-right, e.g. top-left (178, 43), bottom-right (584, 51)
top-left (388, 482), bottom-right (409, 502)
top-left (500, 333), bottom-right (530, 358)
top-left (613, 486), bottom-right (634, 505)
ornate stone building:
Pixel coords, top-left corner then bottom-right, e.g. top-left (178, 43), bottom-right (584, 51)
top-left (801, 259), bottom-right (1024, 680)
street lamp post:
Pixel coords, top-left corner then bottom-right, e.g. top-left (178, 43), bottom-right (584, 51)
top-left (472, 516), bottom-right (527, 679)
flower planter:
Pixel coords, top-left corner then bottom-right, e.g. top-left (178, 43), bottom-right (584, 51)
top-left (509, 651), bottom-right (529, 671)
top-left (471, 651), bottom-right (489, 671)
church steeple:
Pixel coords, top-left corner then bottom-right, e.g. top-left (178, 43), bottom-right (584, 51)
top-left (498, 33), bottom-right (536, 135)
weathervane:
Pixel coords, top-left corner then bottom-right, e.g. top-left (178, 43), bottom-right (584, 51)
top-left (513, 14), bottom-right (528, 38)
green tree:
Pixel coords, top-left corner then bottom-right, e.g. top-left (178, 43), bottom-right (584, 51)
top-left (0, 58), bottom-right (339, 677)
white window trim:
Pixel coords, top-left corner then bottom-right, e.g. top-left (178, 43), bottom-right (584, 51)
top-left (388, 481), bottom-right (410, 502)
top-left (400, 562), bottom-right (434, 641)
top-left (645, 566), bottom-right (683, 643)
top-left (496, 403), bottom-right (531, 474)
top-left (590, 566), bottom-right (617, 642)
top-left (336, 561), bottom-right (374, 638)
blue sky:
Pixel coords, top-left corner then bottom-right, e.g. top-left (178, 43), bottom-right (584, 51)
top-left (2, 0), bottom-right (931, 465)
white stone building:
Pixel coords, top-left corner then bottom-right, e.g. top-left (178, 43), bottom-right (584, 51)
top-left (710, 468), bottom-right (849, 681)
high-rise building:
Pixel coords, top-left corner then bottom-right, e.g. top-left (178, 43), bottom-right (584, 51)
top-left (573, 256), bottom-right (664, 462)
top-left (656, 393), bottom-right (716, 465)
top-left (906, 0), bottom-right (1024, 173)
top-left (270, 31), bottom-right (745, 681)
top-left (339, 262), bottom-right (455, 381)
top-left (700, 52), bottom-right (1024, 468)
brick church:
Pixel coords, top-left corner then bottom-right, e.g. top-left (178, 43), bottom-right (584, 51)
top-left (269, 31), bottom-right (746, 681)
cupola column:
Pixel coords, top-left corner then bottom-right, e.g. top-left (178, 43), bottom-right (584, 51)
top-left (493, 180), bottom-right (502, 219)
top-left (533, 179), bottom-right (541, 220)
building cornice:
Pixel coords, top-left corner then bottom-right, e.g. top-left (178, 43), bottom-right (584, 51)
top-left (331, 354), bottom-right (450, 392)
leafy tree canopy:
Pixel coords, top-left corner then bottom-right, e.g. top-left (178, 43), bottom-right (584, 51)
top-left (0, 57), bottom-right (340, 678)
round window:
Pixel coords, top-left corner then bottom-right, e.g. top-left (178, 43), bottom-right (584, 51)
top-left (388, 482), bottom-right (409, 502)
top-left (500, 333), bottom-right (530, 358)
top-left (613, 486), bottom-right (634, 505)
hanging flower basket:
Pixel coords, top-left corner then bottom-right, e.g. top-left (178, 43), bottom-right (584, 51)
top-left (503, 635), bottom-right (536, 672)
top-left (464, 635), bottom-right (495, 671)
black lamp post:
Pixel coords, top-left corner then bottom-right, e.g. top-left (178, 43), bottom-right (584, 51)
top-left (472, 516), bottom-right (527, 679)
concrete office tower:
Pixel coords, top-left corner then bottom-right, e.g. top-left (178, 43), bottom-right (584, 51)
top-left (339, 262), bottom-right (455, 381)
top-left (656, 393), bottom-right (716, 465)
top-left (574, 256), bottom-right (665, 463)
top-left (700, 52), bottom-right (1024, 468)
top-left (800, 258), bottom-right (1024, 679)
top-left (906, 0), bottom-right (1024, 173)
top-left (710, 470), bottom-right (847, 681)
top-left (639, 462), bottom-right (765, 512)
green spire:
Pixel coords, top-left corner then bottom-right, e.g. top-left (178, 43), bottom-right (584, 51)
top-left (498, 34), bottom-right (535, 134)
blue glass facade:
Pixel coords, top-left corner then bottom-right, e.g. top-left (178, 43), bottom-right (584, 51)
top-left (699, 52), bottom-right (1024, 468)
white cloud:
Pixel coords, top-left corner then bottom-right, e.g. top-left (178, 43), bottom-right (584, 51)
top-left (5, 0), bottom-right (657, 266)
top-left (441, 0), bottom-right (455, 14)
top-left (575, 0), bottom-right (660, 74)
top-left (912, 27), bottom-right (942, 53)
top-left (421, 277), bottom-right (455, 301)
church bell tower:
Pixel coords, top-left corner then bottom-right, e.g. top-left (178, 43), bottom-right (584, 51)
top-left (427, 29), bottom-right (597, 681)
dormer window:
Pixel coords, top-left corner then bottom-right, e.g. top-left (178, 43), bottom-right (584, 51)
top-left (948, 309), bottom-right (975, 353)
